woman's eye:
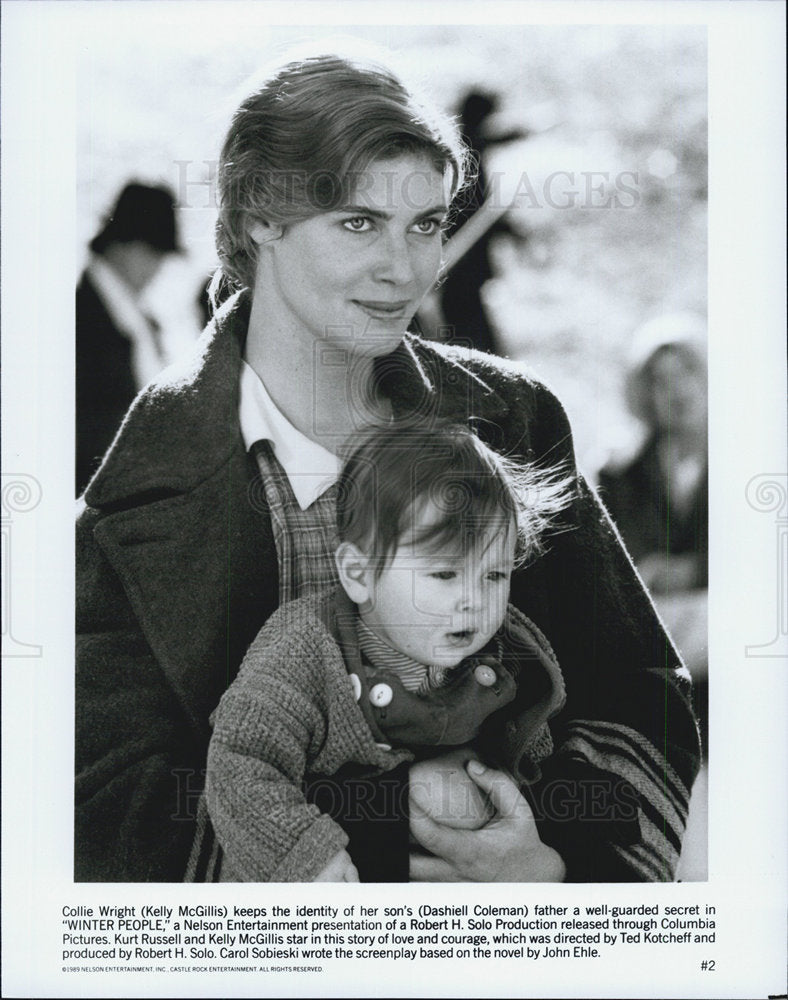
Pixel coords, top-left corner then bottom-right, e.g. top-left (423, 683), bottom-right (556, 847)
top-left (413, 218), bottom-right (442, 235)
top-left (343, 216), bottom-right (372, 232)
top-left (487, 571), bottom-right (509, 582)
top-left (430, 570), bottom-right (456, 580)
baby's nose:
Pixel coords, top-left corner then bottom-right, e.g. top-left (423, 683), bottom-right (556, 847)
top-left (456, 584), bottom-right (483, 612)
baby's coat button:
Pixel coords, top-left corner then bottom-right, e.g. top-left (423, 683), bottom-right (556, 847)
top-left (369, 682), bottom-right (394, 707)
top-left (474, 664), bottom-right (498, 687)
top-left (376, 742), bottom-right (392, 752)
top-left (348, 673), bottom-right (362, 701)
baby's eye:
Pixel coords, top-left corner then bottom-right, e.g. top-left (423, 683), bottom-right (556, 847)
top-left (343, 216), bottom-right (373, 232)
top-left (429, 570), bottom-right (457, 580)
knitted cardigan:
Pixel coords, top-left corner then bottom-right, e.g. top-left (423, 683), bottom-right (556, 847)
top-left (205, 591), bottom-right (567, 882)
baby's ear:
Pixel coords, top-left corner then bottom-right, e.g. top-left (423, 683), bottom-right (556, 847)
top-left (335, 542), bottom-right (372, 605)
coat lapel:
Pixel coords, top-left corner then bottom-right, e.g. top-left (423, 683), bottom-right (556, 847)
top-left (84, 294), bottom-right (278, 729)
top-left (92, 447), bottom-right (278, 729)
top-left (378, 333), bottom-right (509, 426)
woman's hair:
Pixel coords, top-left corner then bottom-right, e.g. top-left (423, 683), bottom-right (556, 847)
top-left (625, 312), bottom-right (707, 426)
top-left (336, 423), bottom-right (573, 578)
top-left (215, 52), bottom-right (468, 291)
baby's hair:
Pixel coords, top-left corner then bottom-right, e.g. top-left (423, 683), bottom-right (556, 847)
top-left (336, 423), bottom-right (574, 578)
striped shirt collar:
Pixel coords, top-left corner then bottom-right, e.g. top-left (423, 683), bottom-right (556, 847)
top-left (239, 360), bottom-right (341, 510)
top-left (356, 616), bottom-right (450, 692)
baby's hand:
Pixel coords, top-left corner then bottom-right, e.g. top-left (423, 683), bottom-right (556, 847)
top-left (312, 849), bottom-right (360, 882)
top-left (409, 749), bottom-right (494, 831)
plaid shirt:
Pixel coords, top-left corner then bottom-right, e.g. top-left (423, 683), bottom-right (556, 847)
top-left (252, 440), bottom-right (340, 601)
top-left (188, 439), bottom-right (339, 882)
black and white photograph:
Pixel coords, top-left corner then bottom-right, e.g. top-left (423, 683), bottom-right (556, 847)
top-left (2, 2), bottom-right (785, 998)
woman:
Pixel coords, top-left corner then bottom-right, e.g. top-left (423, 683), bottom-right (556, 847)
top-left (599, 314), bottom-right (708, 595)
top-left (599, 313), bottom-right (708, 750)
top-left (75, 51), bottom-right (699, 883)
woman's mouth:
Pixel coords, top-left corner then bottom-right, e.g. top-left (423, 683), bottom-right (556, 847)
top-left (353, 299), bottom-right (410, 321)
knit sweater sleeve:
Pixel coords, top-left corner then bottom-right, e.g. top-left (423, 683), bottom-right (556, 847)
top-left (205, 602), bottom-right (350, 882)
top-left (509, 378), bottom-right (701, 882)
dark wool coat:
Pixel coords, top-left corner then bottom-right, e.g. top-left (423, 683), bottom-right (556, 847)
top-left (76, 272), bottom-right (140, 494)
top-left (75, 292), bottom-right (700, 883)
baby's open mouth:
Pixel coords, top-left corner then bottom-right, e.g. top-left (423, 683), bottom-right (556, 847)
top-left (446, 629), bottom-right (476, 645)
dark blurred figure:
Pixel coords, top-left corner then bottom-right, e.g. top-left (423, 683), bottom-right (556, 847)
top-left (431, 90), bottom-right (526, 355)
top-left (76, 182), bottom-right (181, 494)
top-left (599, 313), bottom-right (708, 749)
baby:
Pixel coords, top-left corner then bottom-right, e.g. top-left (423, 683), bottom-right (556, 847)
top-left (205, 423), bottom-right (570, 881)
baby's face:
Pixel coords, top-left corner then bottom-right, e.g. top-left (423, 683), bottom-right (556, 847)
top-left (361, 512), bottom-right (516, 669)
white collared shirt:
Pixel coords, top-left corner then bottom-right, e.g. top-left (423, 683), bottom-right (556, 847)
top-left (238, 360), bottom-right (342, 510)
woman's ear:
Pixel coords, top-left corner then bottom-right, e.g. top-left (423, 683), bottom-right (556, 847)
top-left (335, 542), bottom-right (372, 606)
top-left (247, 217), bottom-right (283, 245)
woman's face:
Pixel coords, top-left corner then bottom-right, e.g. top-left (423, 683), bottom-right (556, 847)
top-left (648, 346), bottom-right (707, 434)
top-left (253, 153), bottom-right (449, 357)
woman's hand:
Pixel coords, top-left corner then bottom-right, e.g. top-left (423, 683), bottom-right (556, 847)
top-left (409, 759), bottom-right (566, 882)
top-left (312, 848), bottom-right (360, 882)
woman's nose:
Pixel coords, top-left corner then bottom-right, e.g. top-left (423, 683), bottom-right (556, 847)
top-left (375, 233), bottom-right (416, 285)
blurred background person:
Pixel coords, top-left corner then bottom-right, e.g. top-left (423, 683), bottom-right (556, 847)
top-left (418, 88), bottom-right (527, 354)
top-left (597, 312), bottom-right (708, 881)
top-left (76, 182), bottom-right (182, 494)
top-left (597, 312), bottom-right (708, 748)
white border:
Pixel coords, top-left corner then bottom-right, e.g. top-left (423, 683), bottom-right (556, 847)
top-left (2, 2), bottom-right (786, 998)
